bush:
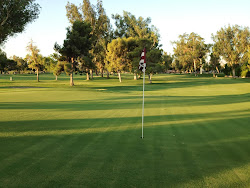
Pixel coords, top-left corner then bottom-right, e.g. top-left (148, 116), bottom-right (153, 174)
top-left (241, 62), bottom-right (250, 77)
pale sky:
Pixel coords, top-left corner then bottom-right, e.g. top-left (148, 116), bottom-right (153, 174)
top-left (2, 0), bottom-right (250, 58)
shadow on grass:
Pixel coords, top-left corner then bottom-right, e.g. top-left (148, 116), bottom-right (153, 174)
top-left (1, 74), bottom-right (248, 92)
top-left (0, 114), bottom-right (249, 187)
top-left (90, 76), bottom-right (249, 93)
top-left (0, 109), bottom-right (249, 136)
top-left (1, 93), bottom-right (249, 110)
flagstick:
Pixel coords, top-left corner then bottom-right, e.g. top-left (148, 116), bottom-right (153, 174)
top-left (142, 67), bottom-right (145, 139)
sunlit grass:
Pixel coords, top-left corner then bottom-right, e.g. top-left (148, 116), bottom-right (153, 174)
top-left (0, 73), bottom-right (249, 187)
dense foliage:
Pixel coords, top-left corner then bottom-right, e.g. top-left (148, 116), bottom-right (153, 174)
top-left (54, 20), bottom-right (93, 86)
top-left (0, 0), bottom-right (40, 44)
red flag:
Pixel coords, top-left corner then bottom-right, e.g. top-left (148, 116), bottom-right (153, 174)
top-left (139, 48), bottom-right (146, 72)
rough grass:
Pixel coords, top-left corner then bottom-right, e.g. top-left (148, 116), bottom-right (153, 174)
top-left (0, 73), bottom-right (249, 187)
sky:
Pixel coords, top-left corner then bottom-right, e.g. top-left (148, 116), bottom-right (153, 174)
top-left (2, 0), bottom-right (250, 58)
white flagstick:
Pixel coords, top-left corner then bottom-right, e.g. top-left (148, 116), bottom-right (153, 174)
top-left (142, 66), bottom-right (145, 139)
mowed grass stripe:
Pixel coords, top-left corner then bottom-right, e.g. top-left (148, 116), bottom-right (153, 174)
top-left (0, 74), bottom-right (249, 187)
top-left (42, 98), bottom-right (141, 187)
top-left (0, 136), bottom-right (73, 185)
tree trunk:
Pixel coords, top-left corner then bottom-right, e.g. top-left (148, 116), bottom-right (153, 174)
top-left (95, 70), bottom-right (98, 76)
top-left (56, 75), bottom-right (58, 81)
top-left (232, 68), bottom-right (236, 78)
top-left (118, 71), bottom-right (122, 82)
top-left (194, 60), bottom-right (197, 76)
top-left (213, 70), bottom-right (215, 78)
top-left (100, 69), bottom-right (104, 77)
top-left (90, 69), bottom-right (93, 79)
top-left (107, 70), bottom-right (110, 79)
top-left (70, 58), bottom-right (74, 86)
top-left (134, 73), bottom-right (137, 80)
top-left (86, 72), bottom-right (90, 80)
top-left (216, 66), bottom-right (219, 74)
top-left (148, 73), bottom-right (152, 84)
top-left (70, 73), bottom-right (74, 86)
top-left (200, 58), bottom-right (203, 74)
top-left (36, 68), bottom-right (39, 82)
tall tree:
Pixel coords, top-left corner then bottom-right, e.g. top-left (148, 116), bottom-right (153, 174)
top-left (26, 40), bottom-right (43, 82)
top-left (66, 2), bottom-right (83, 24)
top-left (78, 56), bottom-right (95, 80)
top-left (173, 33), bottom-right (193, 73)
top-left (94, 0), bottom-right (112, 77)
top-left (106, 37), bottom-right (162, 83)
top-left (212, 25), bottom-right (250, 77)
top-left (209, 53), bottom-right (221, 77)
top-left (0, 0), bottom-right (40, 44)
top-left (53, 61), bottom-right (67, 81)
top-left (162, 52), bottom-right (173, 72)
top-left (0, 49), bottom-right (8, 74)
top-left (127, 38), bottom-right (162, 82)
top-left (12, 55), bottom-right (28, 73)
top-left (112, 11), bottom-right (160, 48)
top-left (66, 0), bottom-right (112, 77)
top-left (55, 20), bottom-right (92, 86)
top-left (173, 33), bottom-right (208, 75)
top-left (145, 48), bottom-right (163, 83)
top-left (106, 37), bottom-right (129, 82)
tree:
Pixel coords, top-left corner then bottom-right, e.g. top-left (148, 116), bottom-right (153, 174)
top-left (162, 52), bottom-right (173, 72)
top-left (173, 33), bottom-right (208, 75)
top-left (172, 59), bottom-right (183, 73)
top-left (26, 40), bottom-right (43, 82)
top-left (93, 0), bottom-right (112, 77)
top-left (212, 25), bottom-right (250, 77)
top-left (78, 56), bottom-right (95, 80)
top-left (66, 0), bottom-right (112, 78)
top-left (145, 47), bottom-right (163, 83)
top-left (240, 46), bottom-right (250, 78)
top-left (66, 2), bottom-right (83, 24)
top-left (209, 53), bottom-right (220, 77)
top-left (0, 0), bottom-right (40, 44)
top-left (106, 37), bottom-right (162, 83)
top-left (53, 61), bottom-right (67, 81)
top-left (106, 37), bottom-right (128, 82)
top-left (173, 33), bottom-right (193, 73)
top-left (5, 59), bottom-right (17, 71)
top-left (129, 38), bottom-right (162, 83)
top-left (55, 20), bottom-right (92, 86)
top-left (126, 37), bottom-right (141, 80)
top-left (112, 11), bottom-right (160, 47)
top-left (0, 49), bottom-right (7, 74)
top-left (12, 55), bottom-right (28, 73)
top-left (40, 55), bottom-right (57, 73)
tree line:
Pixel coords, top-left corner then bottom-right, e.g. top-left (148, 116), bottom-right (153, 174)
top-left (1, 0), bottom-right (250, 85)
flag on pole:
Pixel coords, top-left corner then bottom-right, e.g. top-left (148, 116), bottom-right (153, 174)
top-left (139, 48), bottom-right (146, 139)
top-left (139, 48), bottom-right (146, 72)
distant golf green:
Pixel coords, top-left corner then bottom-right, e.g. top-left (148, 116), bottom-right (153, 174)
top-left (0, 73), bottom-right (249, 187)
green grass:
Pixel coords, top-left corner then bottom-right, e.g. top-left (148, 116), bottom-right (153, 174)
top-left (0, 73), bottom-right (249, 187)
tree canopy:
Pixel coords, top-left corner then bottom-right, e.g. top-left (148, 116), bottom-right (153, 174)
top-left (112, 11), bottom-right (160, 48)
top-left (212, 25), bottom-right (250, 77)
top-left (0, 0), bottom-right (40, 44)
top-left (173, 32), bottom-right (208, 74)
top-left (66, 0), bottom-right (112, 77)
top-left (55, 20), bottom-right (93, 86)
top-left (26, 40), bottom-right (43, 82)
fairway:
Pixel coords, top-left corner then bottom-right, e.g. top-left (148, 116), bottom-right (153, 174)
top-left (0, 74), bottom-right (249, 187)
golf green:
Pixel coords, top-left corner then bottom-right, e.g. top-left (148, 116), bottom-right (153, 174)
top-left (0, 73), bottom-right (249, 187)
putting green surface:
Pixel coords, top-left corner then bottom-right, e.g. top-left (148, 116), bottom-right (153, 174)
top-left (0, 74), bottom-right (249, 187)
